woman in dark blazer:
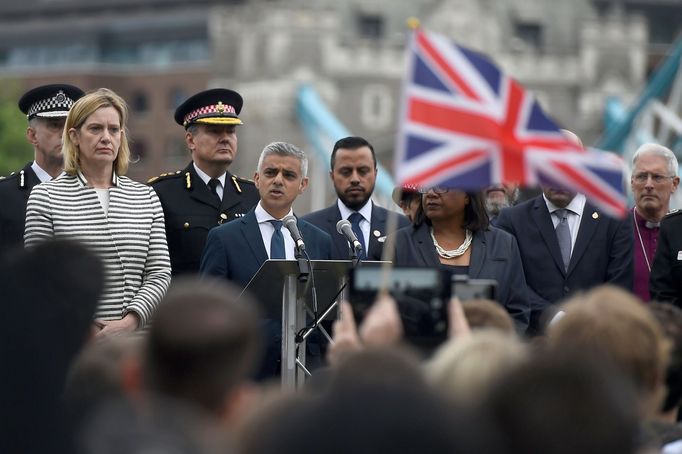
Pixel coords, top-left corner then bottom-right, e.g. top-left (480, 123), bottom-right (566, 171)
top-left (25, 89), bottom-right (171, 337)
top-left (392, 188), bottom-right (529, 333)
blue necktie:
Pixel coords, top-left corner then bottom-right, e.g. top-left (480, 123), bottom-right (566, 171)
top-left (349, 212), bottom-right (366, 259)
top-left (269, 220), bottom-right (285, 259)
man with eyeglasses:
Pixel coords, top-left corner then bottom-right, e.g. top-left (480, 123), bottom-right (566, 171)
top-left (641, 144), bottom-right (682, 305)
top-left (496, 131), bottom-right (633, 335)
top-left (629, 144), bottom-right (680, 302)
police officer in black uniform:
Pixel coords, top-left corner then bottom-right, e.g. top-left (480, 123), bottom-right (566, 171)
top-left (650, 209), bottom-right (682, 306)
top-left (150, 88), bottom-right (259, 275)
top-left (0, 84), bottom-right (85, 256)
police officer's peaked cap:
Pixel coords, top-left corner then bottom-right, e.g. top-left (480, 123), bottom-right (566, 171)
top-left (392, 184), bottom-right (420, 205)
top-left (18, 84), bottom-right (85, 120)
top-left (174, 88), bottom-right (244, 129)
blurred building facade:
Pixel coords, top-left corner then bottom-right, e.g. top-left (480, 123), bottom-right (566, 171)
top-left (0, 0), bottom-right (679, 205)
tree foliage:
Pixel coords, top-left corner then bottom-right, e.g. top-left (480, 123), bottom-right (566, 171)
top-left (0, 80), bottom-right (32, 176)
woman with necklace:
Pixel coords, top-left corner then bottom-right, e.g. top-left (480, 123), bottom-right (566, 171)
top-left (391, 187), bottom-right (530, 333)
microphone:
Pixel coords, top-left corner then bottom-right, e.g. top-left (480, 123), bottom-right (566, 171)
top-left (336, 219), bottom-right (363, 254)
top-left (283, 215), bottom-right (306, 252)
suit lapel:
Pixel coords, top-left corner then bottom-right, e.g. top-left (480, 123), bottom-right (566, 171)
top-left (220, 172), bottom-right (244, 212)
top-left (298, 219), bottom-right (318, 256)
top-left (186, 163), bottom-right (220, 210)
top-left (326, 205), bottom-right (350, 259)
top-left (368, 203), bottom-right (387, 259)
top-left (531, 196), bottom-right (567, 275)
top-left (414, 224), bottom-right (441, 267)
top-left (567, 202), bottom-right (599, 276)
top-left (468, 230), bottom-right (486, 278)
top-left (21, 165), bottom-right (41, 200)
top-left (240, 210), bottom-right (268, 264)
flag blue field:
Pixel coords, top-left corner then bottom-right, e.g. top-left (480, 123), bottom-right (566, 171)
top-left (395, 28), bottom-right (627, 217)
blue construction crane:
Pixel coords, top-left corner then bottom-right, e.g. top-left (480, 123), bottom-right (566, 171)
top-left (597, 35), bottom-right (682, 155)
top-left (296, 84), bottom-right (396, 204)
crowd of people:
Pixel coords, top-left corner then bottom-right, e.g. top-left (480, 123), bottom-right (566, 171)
top-left (2, 83), bottom-right (682, 453)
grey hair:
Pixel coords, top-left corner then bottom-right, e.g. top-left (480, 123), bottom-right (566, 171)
top-left (256, 142), bottom-right (308, 178)
top-left (185, 124), bottom-right (199, 135)
top-left (632, 143), bottom-right (679, 176)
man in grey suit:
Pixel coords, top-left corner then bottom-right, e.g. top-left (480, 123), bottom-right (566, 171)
top-left (302, 136), bottom-right (410, 260)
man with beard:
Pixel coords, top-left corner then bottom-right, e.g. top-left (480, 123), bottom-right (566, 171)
top-left (0, 84), bottom-right (84, 255)
top-left (303, 136), bottom-right (410, 260)
top-left (484, 183), bottom-right (519, 225)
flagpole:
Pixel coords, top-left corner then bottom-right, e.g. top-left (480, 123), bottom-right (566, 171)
top-left (378, 18), bottom-right (422, 298)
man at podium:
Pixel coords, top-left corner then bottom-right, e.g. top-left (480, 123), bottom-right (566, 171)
top-left (200, 141), bottom-right (331, 378)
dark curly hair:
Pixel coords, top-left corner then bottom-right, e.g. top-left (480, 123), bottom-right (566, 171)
top-left (413, 190), bottom-right (489, 232)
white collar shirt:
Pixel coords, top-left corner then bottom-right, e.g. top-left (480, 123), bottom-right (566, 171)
top-left (543, 193), bottom-right (586, 254)
top-left (255, 201), bottom-right (296, 260)
top-left (338, 199), bottom-right (373, 250)
top-left (193, 162), bottom-right (225, 201)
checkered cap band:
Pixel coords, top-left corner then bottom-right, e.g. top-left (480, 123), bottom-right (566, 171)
top-left (183, 103), bottom-right (237, 126)
top-left (27, 90), bottom-right (76, 118)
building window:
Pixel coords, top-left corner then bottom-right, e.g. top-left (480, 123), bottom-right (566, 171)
top-left (169, 88), bottom-right (186, 111)
top-left (166, 138), bottom-right (189, 168)
top-left (513, 21), bottom-right (543, 52)
top-left (130, 139), bottom-right (147, 163)
top-left (361, 84), bottom-right (392, 130)
top-left (356, 14), bottom-right (384, 40)
top-left (131, 91), bottom-right (149, 114)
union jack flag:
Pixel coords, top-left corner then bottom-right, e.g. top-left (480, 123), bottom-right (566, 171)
top-left (395, 28), bottom-right (627, 217)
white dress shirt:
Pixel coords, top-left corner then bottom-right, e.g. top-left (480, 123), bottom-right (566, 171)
top-left (338, 199), bottom-right (373, 249)
top-left (543, 193), bottom-right (586, 255)
top-left (31, 161), bottom-right (54, 183)
top-left (193, 162), bottom-right (225, 200)
top-left (255, 201), bottom-right (296, 260)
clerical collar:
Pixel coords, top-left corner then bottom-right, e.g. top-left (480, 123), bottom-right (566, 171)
top-left (633, 208), bottom-right (660, 229)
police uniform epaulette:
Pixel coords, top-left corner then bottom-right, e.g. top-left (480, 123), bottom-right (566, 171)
top-left (230, 175), bottom-right (254, 193)
top-left (147, 170), bottom-right (183, 184)
top-left (0, 171), bottom-right (18, 183)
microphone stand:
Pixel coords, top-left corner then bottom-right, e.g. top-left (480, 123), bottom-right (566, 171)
top-left (296, 242), bottom-right (362, 353)
top-left (294, 245), bottom-right (310, 283)
top-left (350, 245), bottom-right (360, 268)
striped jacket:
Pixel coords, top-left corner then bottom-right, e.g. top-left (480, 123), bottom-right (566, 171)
top-left (24, 172), bottom-right (171, 327)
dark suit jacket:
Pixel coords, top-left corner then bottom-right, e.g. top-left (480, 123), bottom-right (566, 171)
top-left (302, 201), bottom-right (410, 260)
top-left (150, 162), bottom-right (259, 275)
top-left (199, 208), bottom-right (332, 288)
top-left (199, 208), bottom-right (332, 379)
top-left (0, 163), bottom-right (40, 257)
top-left (650, 210), bottom-right (682, 306)
top-left (496, 195), bottom-right (633, 332)
top-left (392, 223), bottom-right (530, 333)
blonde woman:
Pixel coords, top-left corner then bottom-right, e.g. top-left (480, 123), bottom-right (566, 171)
top-left (25, 88), bottom-right (171, 336)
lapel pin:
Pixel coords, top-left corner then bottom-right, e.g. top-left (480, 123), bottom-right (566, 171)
top-left (373, 230), bottom-right (381, 237)
top-left (378, 236), bottom-right (387, 243)
top-left (592, 212), bottom-right (599, 219)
